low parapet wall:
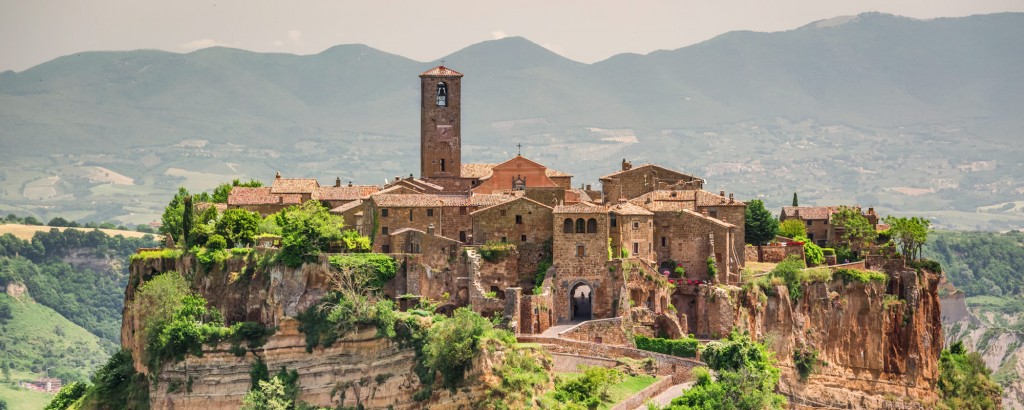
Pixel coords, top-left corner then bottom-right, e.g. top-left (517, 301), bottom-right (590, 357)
top-left (518, 335), bottom-right (702, 383)
top-left (609, 376), bottom-right (676, 410)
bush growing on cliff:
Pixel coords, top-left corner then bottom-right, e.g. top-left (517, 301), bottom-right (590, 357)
top-left (424, 307), bottom-right (513, 388)
top-left (479, 241), bottom-right (516, 262)
top-left (663, 332), bottom-right (786, 410)
top-left (327, 254), bottom-right (397, 291)
top-left (276, 200), bottom-right (344, 267)
top-left (938, 341), bottom-right (1002, 410)
top-left (44, 381), bottom-right (88, 410)
top-left (634, 335), bottom-right (701, 358)
top-left (64, 349), bottom-right (150, 410)
top-left (770, 255), bottom-right (806, 302)
top-left (833, 268), bottom-right (888, 284)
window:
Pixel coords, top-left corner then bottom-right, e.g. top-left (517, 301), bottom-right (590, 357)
top-left (521, 234), bottom-right (527, 242)
top-left (427, 209), bottom-right (434, 217)
top-left (459, 206), bottom-right (467, 215)
top-left (440, 159), bottom-right (446, 172)
top-left (459, 231), bottom-right (467, 242)
top-left (633, 242), bottom-right (639, 255)
top-left (563, 218), bottom-right (573, 233)
top-left (576, 244), bottom-right (585, 257)
top-left (381, 208), bottom-right (389, 217)
top-left (587, 218), bottom-right (598, 233)
top-left (632, 221), bottom-right (639, 229)
top-left (710, 210), bottom-right (718, 219)
top-left (515, 215), bottom-right (523, 224)
top-left (575, 218), bottom-right (585, 233)
top-left (409, 210), bottom-right (413, 221)
top-left (661, 237), bottom-right (666, 247)
top-left (806, 220), bottom-right (812, 227)
top-left (501, 236), bottom-right (507, 243)
top-left (610, 214), bottom-right (617, 227)
top-left (381, 227), bottom-right (389, 235)
top-left (512, 177), bottom-right (526, 191)
top-left (500, 210), bottom-right (506, 216)
top-left (436, 82), bottom-right (447, 106)
top-left (382, 245), bottom-right (390, 253)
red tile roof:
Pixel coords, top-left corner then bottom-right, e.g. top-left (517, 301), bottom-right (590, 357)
top-left (470, 196), bottom-right (552, 216)
top-left (781, 206), bottom-right (840, 221)
top-left (270, 178), bottom-right (319, 194)
top-left (608, 202), bottom-right (654, 216)
top-left (599, 164), bottom-right (703, 183)
top-left (421, 65), bottom-right (463, 77)
top-left (314, 185), bottom-right (380, 201)
top-left (370, 193), bottom-right (515, 208)
top-left (228, 187), bottom-right (302, 205)
top-left (330, 199), bottom-right (364, 214)
top-left (461, 163), bottom-right (573, 180)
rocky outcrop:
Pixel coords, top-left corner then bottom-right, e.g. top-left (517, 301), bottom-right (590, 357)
top-left (705, 266), bottom-right (944, 409)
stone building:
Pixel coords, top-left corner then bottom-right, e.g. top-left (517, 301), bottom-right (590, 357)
top-left (779, 205), bottom-right (881, 246)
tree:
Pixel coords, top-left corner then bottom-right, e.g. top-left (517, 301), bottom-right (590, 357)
top-left (44, 381), bottom-right (88, 410)
top-left (831, 206), bottom-right (876, 253)
top-left (2, 361), bottom-right (10, 382)
top-left (796, 236), bottom-right (825, 267)
top-left (215, 209), bottom-right (261, 248)
top-left (885, 216), bottom-right (930, 259)
top-left (130, 272), bottom-right (191, 359)
top-left (159, 188), bottom-right (190, 243)
top-left (277, 201), bottom-right (344, 267)
top-left (47, 217), bottom-right (71, 227)
top-left (744, 200), bottom-right (777, 246)
top-left (778, 219), bottom-right (807, 239)
top-left (0, 299), bottom-right (11, 323)
top-left (212, 179), bottom-right (263, 204)
top-left (0, 399), bottom-right (6, 410)
top-left (938, 341), bottom-right (1002, 409)
top-left (666, 332), bottom-right (786, 410)
top-left (792, 192), bottom-right (798, 207)
top-left (182, 195), bottom-right (194, 248)
top-left (340, 229), bottom-right (371, 253)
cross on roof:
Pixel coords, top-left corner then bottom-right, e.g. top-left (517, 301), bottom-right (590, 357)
top-left (517, 143), bottom-right (522, 156)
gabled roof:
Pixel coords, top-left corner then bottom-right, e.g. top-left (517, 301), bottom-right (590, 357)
top-left (628, 190), bottom-right (744, 211)
top-left (270, 178), bottom-right (319, 194)
top-left (781, 206), bottom-right (840, 221)
top-left (390, 227), bottom-right (426, 236)
top-left (461, 163), bottom-right (573, 180)
top-left (470, 196), bottom-right (552, 216)
top-left (314, 185), bottom-right (380, 201)
top-left (370, 193), bottom-right (515, 208)
top-left (554, 203), bottom-right (606, 214)
top-left (228, 187), bottom-right (302, 205)
top-left (695, 190), bottom-right (745, 207)
top-left (679, 209), bottom-right (735, 228)
top-left (330, 199), bottom-right (364, 214)
top-left (420, 65), bottom-right (463, 77)
top-left (599, 163), bottom-right (703, 183)
top-left (608, 202), bottom-right (654, 216)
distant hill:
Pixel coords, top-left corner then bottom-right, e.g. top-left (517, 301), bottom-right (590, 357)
top-left (1, 12), bottom-right (1023, 230)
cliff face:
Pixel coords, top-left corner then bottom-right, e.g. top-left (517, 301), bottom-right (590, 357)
top-left (701, 267), bottom-right (943, 409)
top-left (124, 254), bottom-right (501, 409)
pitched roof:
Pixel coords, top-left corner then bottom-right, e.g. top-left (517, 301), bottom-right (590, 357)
top-left (314, 185), bottom-right (380, 201)
top-left (370, 193), bottom-right (515, 208)
top-left (228, 187), bottom-right (302, 205)
top-left (461, 163), bottom-right (573, 180)
top-left (599, 163), bottom-right (703, 183)
top-left (629, 191), bottom-right (697, 212)
top-left (421, 65), bottom-right (463, 77)
top-left (679, 209), bottom-right (735, 228)
top-left (553, 203), bottom-right (606, 214)
top-left (194, 202), bottom-right (228, 213)
top-left (270, 178), bottom-right (319, 194)
top-left (608, 202), bottom-right (654, 216)
top-left (470, 196), bottom-right (552, 216)
top-left (390, 227), bottom-right (426, 236)
top-left (330, 199), bottom-right (364, 214)
top-left (781, 206), bottom-right (840, 221)
top-left (695, 190), bottom-right (746, 207)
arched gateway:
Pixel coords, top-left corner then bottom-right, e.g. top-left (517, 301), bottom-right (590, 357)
top-left (569, 281), bottom-right (594, 321)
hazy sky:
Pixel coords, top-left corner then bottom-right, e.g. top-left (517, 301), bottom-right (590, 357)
top-left (1, 0), bottom-right (1022, 72)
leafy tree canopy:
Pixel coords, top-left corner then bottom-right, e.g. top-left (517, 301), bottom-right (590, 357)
top-left (778, 219), bottom-right (806, 240)
top-left (276, 200), bottom-right (344, 267)
top-left (744, 199), bottom-right (777, 246)
top-left (884, 216), bottom-right (930, 260)
top-left (212, 179), bottom-right (263, 204)
top-left (831, 206), bottom-right (876, 251)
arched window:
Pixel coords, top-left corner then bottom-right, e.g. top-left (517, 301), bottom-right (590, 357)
top-left (587, 218), bottom-right (598, 233)
top-left (563, 218), bottom-right (573, 233)
top-left (575, 218), bottom-right (586, 233)
top-left (436, 82), bottom-right (448, 106)
top-left (512, 176), bottom-right (526, 191)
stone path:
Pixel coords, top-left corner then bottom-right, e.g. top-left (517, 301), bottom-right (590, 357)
top-left (539, 321), bottom-right (582, 338)
top-left (633, 381), bottom-right (693, 410)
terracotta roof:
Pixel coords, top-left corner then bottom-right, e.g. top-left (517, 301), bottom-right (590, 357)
top-left (390, 227), bottom-right (426, 236)
top-left (781, 206), bottom-right (839, 221)
top-left (270, 178), bottom-right (319, 194)
top-left (330, 199), bottom-right (364, 214)
top-left (461, 163), bottom-right (573, 180)
top-left (599, 163), bottom-right (703, 183)
top-left (371, 193), bottom-right (515, 208)
top-left (608, 202), bottom-right (654, 216)
top-left (553, 203), bottom-right (606, 214)
top-left (420, 65), bottom-right (463, 77)
top-left (228, 187), bottom-right (302, 205)
top-left (570, 188), bottom-right (592, 203)
top-left (314, 185), bottom-right (380, 201)
top-left (679, 209), bottom-right (735, 228)
top-left (629, 191), bottom-right (697, 212)
top-left (694, 190), bottom-right (746, 207)
top-left (194, 202), bottom-right (228, 213)
top-left (470, 196), bottom-right (552, 216)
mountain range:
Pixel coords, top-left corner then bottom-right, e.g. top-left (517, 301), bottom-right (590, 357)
top-left (1, 12), bottom-right (1022, 230)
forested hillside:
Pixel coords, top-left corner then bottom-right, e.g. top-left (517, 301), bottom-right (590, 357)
top-left (925, 230), bottom-right (1024, 298)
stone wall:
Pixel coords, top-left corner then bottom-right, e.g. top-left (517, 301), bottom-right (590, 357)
top-left (558, 318), bottom-right (632, 345)
top-left (471, 197), bottom-right (553, 246)
top-left (517, 335), bottom-right (700, 383)
top-left (745, 244), bottom-right (805, 263)
top-left (651, 210), bottom-right (733, 282)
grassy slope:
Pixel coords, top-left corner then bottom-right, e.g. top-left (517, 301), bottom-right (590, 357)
top-left (548, 372), bottom-right (658, 410)
top-left (0, 381), bottom-right (53, 410)
top-left (0, 294), bottom-right (115, 386)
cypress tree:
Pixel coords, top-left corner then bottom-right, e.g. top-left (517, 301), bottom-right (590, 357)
top-left (182, 195), bottom-right (194, 248)
top-left (792, 192), bottom-right (799, 207)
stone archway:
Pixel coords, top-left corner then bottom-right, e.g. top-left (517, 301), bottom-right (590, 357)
top-left (569, 282), bottom-right (594, 321)
top-left (672, 290), bottom-right (698, 335)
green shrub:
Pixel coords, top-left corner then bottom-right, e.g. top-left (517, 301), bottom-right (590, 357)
top-left (833, 268), bottom-right (888, 284)
top-left (796, 236), bottom-right (824, 266)
top-left (792, 348), bottom-right (819, 381)
top-left (424, 307), bottom-right (507, 388)
top-left (938, 341), bottom-right (1002, 409)
top-left (635, 335), bottom-right (701, 358)
top-left (206, 234), bottom-right (227, 250)
top-left (479, 241), bottom-right (515, 262)
top-left (770, 255), bottom-right (806, 302)
top-left (551, 366), bottom-right (623, 409)
top-left (45, 381), bottom-right (88, 410)
top-left (706, 257), bottom-right (718, 280)
top-left (328, 253), bottom-right (398, 291)
top-left (668, 332), bottom-right (787, 410)
top-left (907, 259), bottom-right (942, 274)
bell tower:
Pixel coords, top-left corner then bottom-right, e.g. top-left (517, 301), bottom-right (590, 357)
top-left (420, 65), bottom-right (463, 179)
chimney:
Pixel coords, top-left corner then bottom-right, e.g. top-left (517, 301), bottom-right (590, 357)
top-left (586, 184), bottom-right (591, 191)
top-left (427, 224), bottom-right (435, 236)
top-left (729, 193), bottom-right (734, 203)
top-left (335, 177), bottom-right (341, 187)
top-left (868, 207), bottom-right (875, 215)
top-left (394, 176), bottom-right (400, 182)
top-left (702, 208), bottom-right (709, 217)
top-left (275, 171), bottom-right (281, 179)
top-left (619, 196), bottom-right (627, 204)
top-left (348, 181), bottom-right (353, 187)
top-left (720, 190), bottom-right (725, 197)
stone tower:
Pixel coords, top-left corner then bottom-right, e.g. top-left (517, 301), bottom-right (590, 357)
top-left (420, 65), bottom-right (463, 179)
